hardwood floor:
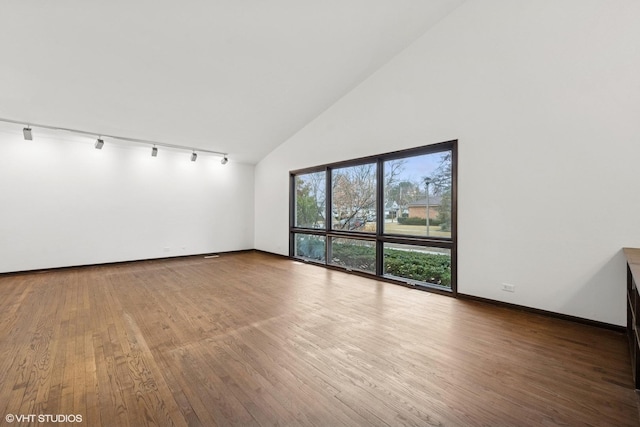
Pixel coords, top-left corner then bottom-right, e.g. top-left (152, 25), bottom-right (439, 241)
top-left (0, 251), bottom-right (637, 426)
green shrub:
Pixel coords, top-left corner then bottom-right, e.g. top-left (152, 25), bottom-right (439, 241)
top-left (397, 216), bottom-right (423, 225)
top-left (328, 243), bottom-right (451, 287)
top-left (397, 216), bottom-right (441, 226)
top-left (331, 242), bottom-right (376, 272)
top-left (384, 249), bottom-right (451, 287)
top-left (295, 235), bottom-right (325, 261)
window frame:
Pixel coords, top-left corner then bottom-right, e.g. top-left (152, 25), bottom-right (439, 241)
top-left (289, 140), bottom-right (457, 296)
top-left (330, 162), bottom-right (378, 235)
top-left (292, 170), bottom-right (327, 230)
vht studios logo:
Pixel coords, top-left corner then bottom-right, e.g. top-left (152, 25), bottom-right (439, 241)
top-left (5, 414), bottom-right (83, 423)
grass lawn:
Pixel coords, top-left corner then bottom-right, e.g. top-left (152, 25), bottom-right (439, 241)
top-left (382, 222), bottom-right (451, 238)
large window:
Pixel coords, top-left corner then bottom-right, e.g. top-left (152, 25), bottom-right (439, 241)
top-left (290, 141), bottom-right (456, 294)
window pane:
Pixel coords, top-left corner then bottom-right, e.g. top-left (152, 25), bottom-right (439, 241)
top-left (331, 163), bottom-right (377, 232)
top-left (383, 152), bottom-right (452, 238)
top-left (383, 243), bottom-right (451, 288)
top-left (294, 172), bottom-right (326, 229)
top-left (294, 234), bottom-right (326, 261)
top-left (330, 238), bottom-right (376, 273)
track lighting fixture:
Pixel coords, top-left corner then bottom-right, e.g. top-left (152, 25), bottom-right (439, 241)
top-left (2, 117), bottom-right (229, 163)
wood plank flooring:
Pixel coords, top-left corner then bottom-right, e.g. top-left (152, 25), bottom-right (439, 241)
top-left (0, 251), bottom-right (638, 426)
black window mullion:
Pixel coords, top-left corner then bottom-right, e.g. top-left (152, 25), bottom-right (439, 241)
top-left (325, 166), bottom-right (332, 265)
top-left (376, 158), bottom-right (384, 276)
top-left (451, 144), bottom-right (458, 295)
top-left (289, 173), bottom-right (295, 256)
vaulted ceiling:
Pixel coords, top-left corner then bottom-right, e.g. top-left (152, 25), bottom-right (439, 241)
top-left (0, 1), bottom-right (465, 163)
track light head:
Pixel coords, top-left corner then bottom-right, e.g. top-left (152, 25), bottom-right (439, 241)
top-left (191, 151), bottom-right (197, 162)
top-left (221, 156), bottom-right (228, 165)
top-left (94, 138), bottom-right (104, 149)
top-left (23, 127), bottom-right (33, 140)
top-left (151, 146), bottom-right (158, 157)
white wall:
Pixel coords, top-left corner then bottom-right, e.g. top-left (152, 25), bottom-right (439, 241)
top-left (0, 125), bottom-right (254, 273)
top-left (255, 0), bottom-right (640, 325)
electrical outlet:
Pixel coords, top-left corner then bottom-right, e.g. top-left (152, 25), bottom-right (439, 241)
top-left (501, 283), bottom-right (515, 292)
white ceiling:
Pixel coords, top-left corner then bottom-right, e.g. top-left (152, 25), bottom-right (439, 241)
top-left (0, 1), bottom-right (464, 164)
